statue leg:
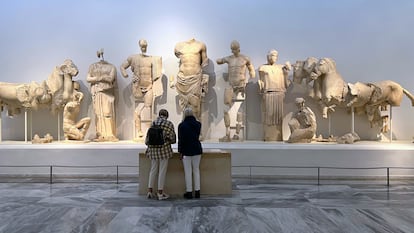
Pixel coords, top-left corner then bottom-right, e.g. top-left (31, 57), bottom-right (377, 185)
top-left (219, 110), bottom-right (231, 142)
top-left (220, 88), bottom-right (234, 142)
top-left (134, 103), bottom-right (145, 138)
top-left (188, 94), bottom-right (201, 121)
top-left (74, 117), bottom-right (91, 140)
top-left (233, 111), bottom-right (243, 140)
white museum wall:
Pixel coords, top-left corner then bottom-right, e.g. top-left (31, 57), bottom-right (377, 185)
top-left (1, 0), bottom-right (414, 141)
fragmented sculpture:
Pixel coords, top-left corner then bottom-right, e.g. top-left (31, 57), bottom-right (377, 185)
top-left (336, 132), bottom-right (360, 144)
top-left (292, 57), bottom-right (319, 98)
top-left (0, 81), bottom-right (51, 117)
top-left (120, 39), bottom-right (163, 141)
top-left (258, 50), bottom-right (291, 141)
top-left (63, 82), bottom-right (91, 141)
top-left (287, 98), bottom-right (317, 143)
top-left (172, 38), bottom-right (209, 120)
top-left (46, 59), bottom-right (79, 114)
top-left (32, 133), bottom-right (53, 144)
top-left (86, 49), bottom-right (118, 142)
top-left (309, 58), bottom-right (414, 128)
top-left (216, 40), bottom-right (255, 142)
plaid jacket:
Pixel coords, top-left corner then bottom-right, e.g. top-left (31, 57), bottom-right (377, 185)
top-left (145, 116), bottom-right (176, 160)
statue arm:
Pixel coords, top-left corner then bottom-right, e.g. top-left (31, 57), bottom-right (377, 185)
top-left (216, 57), bottom-right (226, 65)
top-left (283, 61), bottom-right (291, 88)
top-left (246, 57), bottom-right (256, 78)
top-left (102, 66), bottom-right (116, 83)
top-left (258, 67), bottom-right (265, 92)
top-left (200, 44), bottom-right (208, 68)
top-left (120, 59), bottom-right (131, 78)
top-left (86, 71), bottom-right (97, 83)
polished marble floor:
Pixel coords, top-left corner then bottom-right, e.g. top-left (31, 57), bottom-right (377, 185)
top-left (1, 178), bottom-right (414, 233)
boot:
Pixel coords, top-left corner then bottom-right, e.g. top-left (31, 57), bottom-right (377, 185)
top-left (183, 192), bottom-right (193, 199)
top-left (195, 190), bottom-right (200, 199)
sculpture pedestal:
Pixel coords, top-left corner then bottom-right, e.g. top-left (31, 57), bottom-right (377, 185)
top-left (138, 149), bottom-right (231, 195)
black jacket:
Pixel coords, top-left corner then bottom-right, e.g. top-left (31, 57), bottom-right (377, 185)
top-left (178, 116), bottom-right (202, 156)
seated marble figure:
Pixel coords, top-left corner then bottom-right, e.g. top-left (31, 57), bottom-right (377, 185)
top-left (287, 98), bottom-right (317, 143)
top-left (63, 86), bottom-right (91, 141)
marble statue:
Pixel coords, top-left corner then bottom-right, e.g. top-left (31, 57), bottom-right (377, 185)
top-left (172, 38), bottom-right (209, 120)
top-left (216, 40), bottom-right (255, 142)
top-left (292, 57), bottom-right (320, 98)
top-left (63, 82), bottom-right (91, 141)
top-left (86, 49), bottom-right (118, 142)
top-left (348, 80), bottom-right (414, 128)
top-left (46, 59), bottom-right (79, 114)
top-left (287, 98), bottom-right (317, 143)
top-left (310, 58), bottom-right (414, 128)
top-left (337, 132), bottom-right (360, 144)
top-left (308, 58), bottom-right (346, 118)
top-left (258, 50), bottom-right (291, 141)
top-left (0, 80), bottom-right (51, 117)
top-left (120, 39), bottom-right (163, 141)
top-left (32, 133), bottom-right (53, 144)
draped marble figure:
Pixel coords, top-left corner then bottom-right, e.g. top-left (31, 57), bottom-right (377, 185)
top-left (172, 38), bottom-right (209, 120)
top-left (258, 50), bottom-right (291, 141)
top-left (86, 50), bottom-right (118, 142)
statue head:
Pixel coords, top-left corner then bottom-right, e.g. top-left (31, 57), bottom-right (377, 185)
top-left (230, 40), bottom-right (240, 56)
top-left (295, 97), bottom-right (305, 109)
top-left (267, 49), bottom-right (278, 65)
top-left (96, 48), bottom-right (104, 61)
top-left (139, 39), bottom-right (148, 53)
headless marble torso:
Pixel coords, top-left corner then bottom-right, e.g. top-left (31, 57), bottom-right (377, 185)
top-left (175, 39), bottom-right (206, 77)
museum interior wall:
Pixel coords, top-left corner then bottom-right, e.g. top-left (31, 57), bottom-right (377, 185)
top-left (1, 1), bottom-right (414, 142)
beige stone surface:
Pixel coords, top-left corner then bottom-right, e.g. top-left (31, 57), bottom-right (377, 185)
top-left (139, 150), bottom-right (232, 195)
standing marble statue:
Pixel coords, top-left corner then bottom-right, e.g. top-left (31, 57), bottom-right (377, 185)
top-left (216, 40), bottom-right (255, 141)
top-left (63, 82), bottom-right (91, 141)
top-left (287, 98), bottom-right (316, 143)
top-left (258, 50), bottom-right (291, 141)
top-left (172, 38), bottom-right (209, 120)
top-left (86, 49), bottom-right (118, 142)
top-left (121, 39), bottom-right (163, 141)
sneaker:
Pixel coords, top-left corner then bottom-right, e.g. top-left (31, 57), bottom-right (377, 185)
top-left (157, 193), bottom-right (169, 200)
top-left (195, 190), bottom-right (200, 199)
top-left (183, 192), bottom-right (193, 199)
top-left (147, 192), bottom-right (155, 199)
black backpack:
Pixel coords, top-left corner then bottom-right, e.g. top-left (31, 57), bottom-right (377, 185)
top-left (146, 124), bottom-right (165, 146)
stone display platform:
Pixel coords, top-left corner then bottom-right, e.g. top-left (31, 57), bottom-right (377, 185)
top-left (1, 141), bottom-right (414, 179)
top-left (138, 150), bottom-right (232, 195)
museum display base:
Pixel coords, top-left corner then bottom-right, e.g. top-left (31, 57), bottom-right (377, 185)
top-left (1, 140), bottom-right (414, 180)
top-left (138, 150), bottom-right (231, 195)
